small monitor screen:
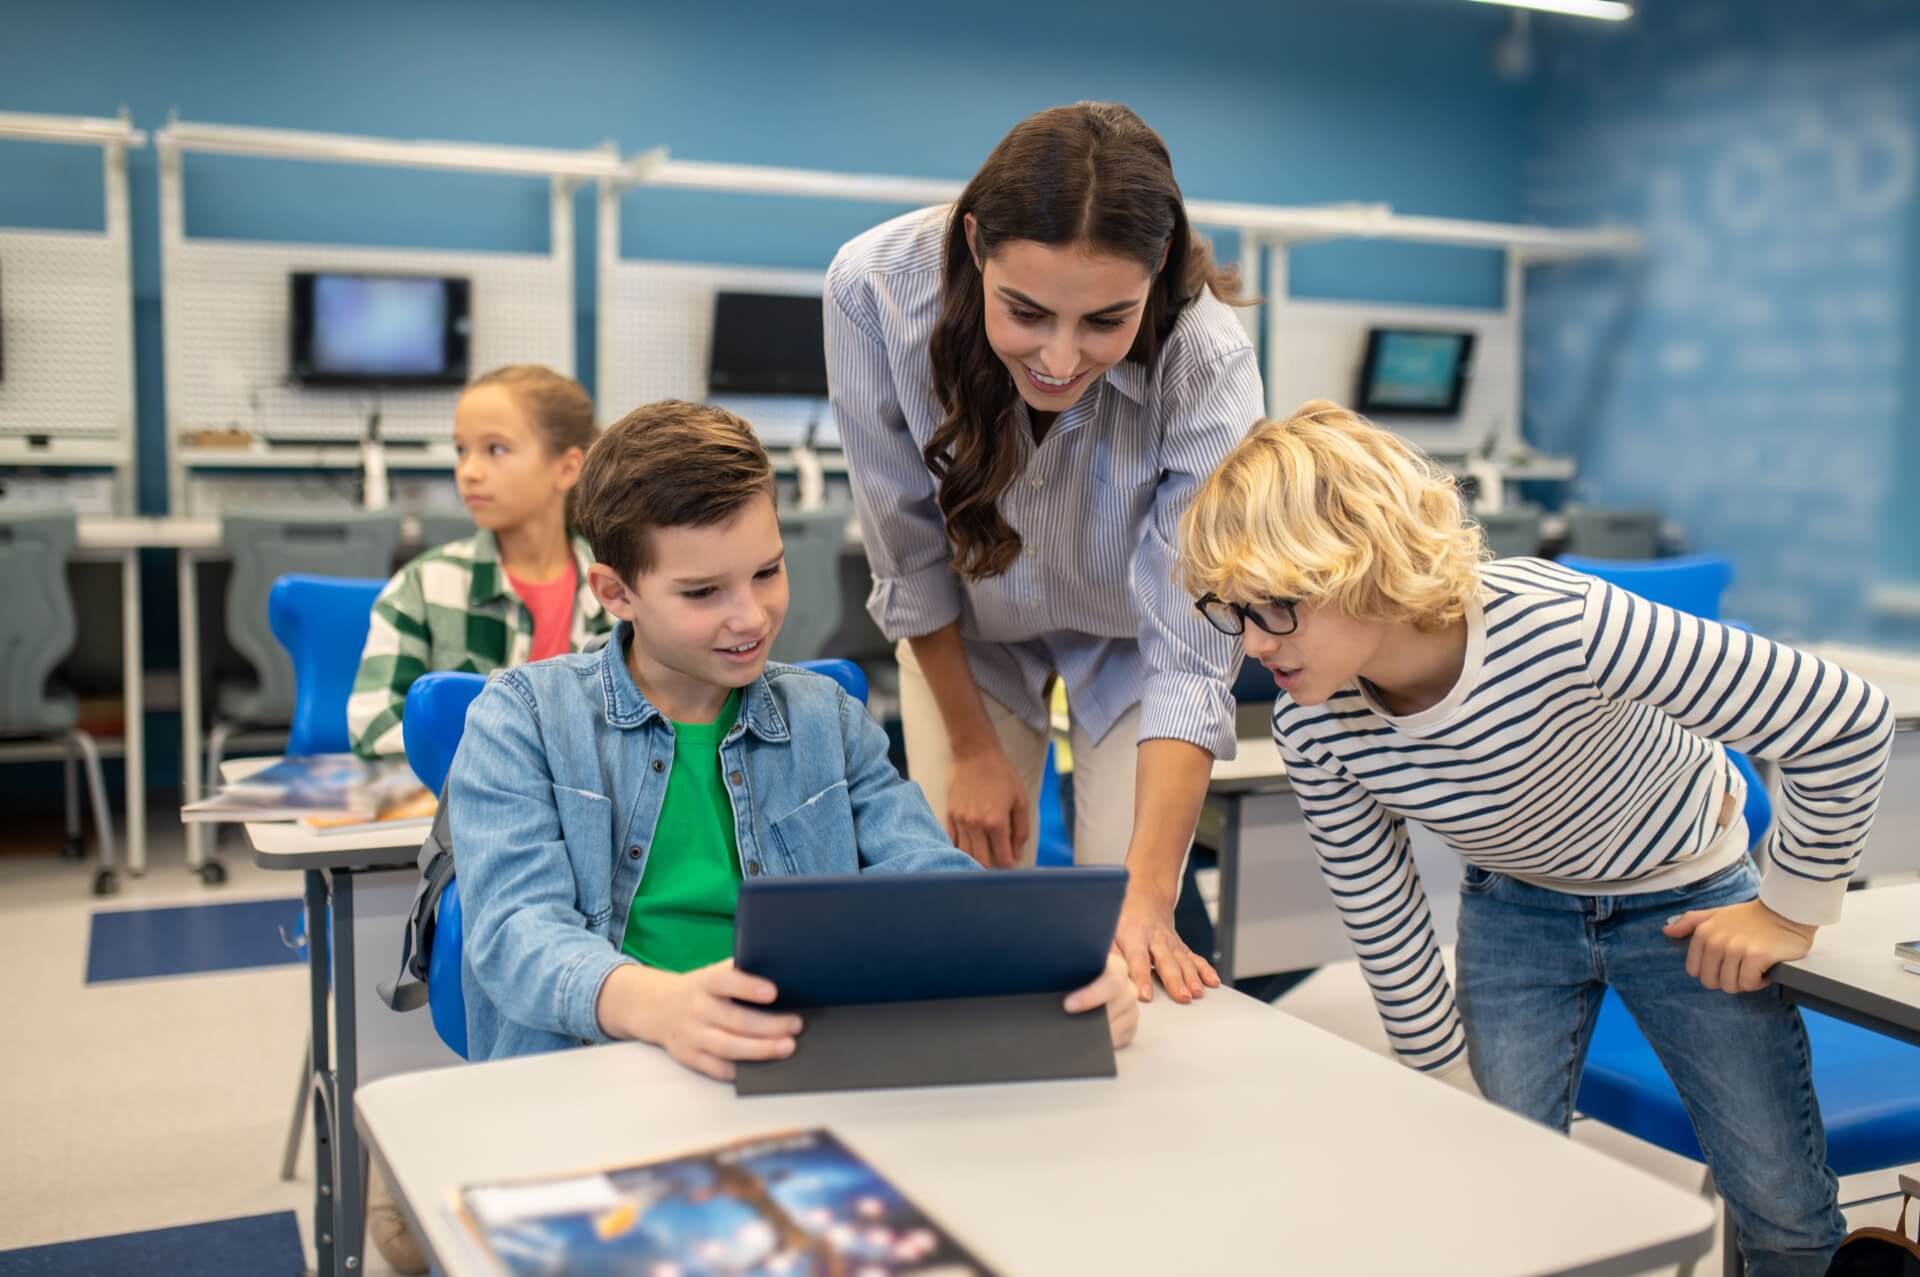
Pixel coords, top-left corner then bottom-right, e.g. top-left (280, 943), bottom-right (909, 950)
top-left (707, 292), bottom-right (829, 397)
top-left (291, 272), bottom-right (469, 386)
top-left (1355, 328), bottom-right (1474, 417)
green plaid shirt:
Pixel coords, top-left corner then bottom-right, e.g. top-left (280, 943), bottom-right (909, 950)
top-left (348, 530), bottom-right (610, 758)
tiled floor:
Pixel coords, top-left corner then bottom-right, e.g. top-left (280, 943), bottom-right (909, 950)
top-left (2, 807), bottom-right (1913, 1276)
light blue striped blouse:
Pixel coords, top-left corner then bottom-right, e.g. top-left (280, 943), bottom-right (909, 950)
top-left (1275, 557), bottom-right (1894, 1074)
top-left (825, 207), bottom-right (1265, 758)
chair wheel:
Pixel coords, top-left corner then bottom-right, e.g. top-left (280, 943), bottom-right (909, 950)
top-left (60, 836), bottom-right (86, 862)
top-left (199, 861), bottom-right (228, 887)
top-left (92, 869), bottom-right (119, 897)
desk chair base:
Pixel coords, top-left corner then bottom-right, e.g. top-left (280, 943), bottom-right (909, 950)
top-left (58, 730), bottom-right (118, 896)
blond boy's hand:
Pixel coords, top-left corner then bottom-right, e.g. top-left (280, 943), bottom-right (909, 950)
top-left (639, 959), bottom-right (802, 1082)
top-left (1662, 900), bottom-right (1817, 994)
top-left (1065, 951), bottom-right (1141, 1049)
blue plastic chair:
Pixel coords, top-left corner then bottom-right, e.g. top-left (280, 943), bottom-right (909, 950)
top-left (1561, 553), bottom-right (1920, 1270)
top-left (404, 658), bottom-right (874, 1060)
top-left (1557, 553), bottom-right (1733, 622)
top-left (268, 575), bottom-right (389, 755)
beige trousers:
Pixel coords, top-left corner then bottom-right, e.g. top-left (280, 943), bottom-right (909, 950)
top-left (896, 640), bottom-right (1140, 868)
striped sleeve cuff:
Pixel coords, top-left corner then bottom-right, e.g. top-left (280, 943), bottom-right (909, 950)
top-left (866, 562), bottom-right (964, 643)
top-left (1136, 669), bottom-right (1238, 759)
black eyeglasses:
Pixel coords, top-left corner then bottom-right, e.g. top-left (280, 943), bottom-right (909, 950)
top-left (1194, 594), bottom-right (1301, 637)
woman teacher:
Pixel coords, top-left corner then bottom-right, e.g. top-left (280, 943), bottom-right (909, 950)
top-left (825, 101), bottom-right (1263, 1002)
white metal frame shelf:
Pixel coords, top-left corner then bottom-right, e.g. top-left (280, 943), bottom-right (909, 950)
top-left (0, 111), bottom-right (145, 513)
top-left (154, 118), bottom-right (625, 517)
top-left (596, 148), bottom-right (1642, 463)
top-left (152, 118), bottom-right (625, 881)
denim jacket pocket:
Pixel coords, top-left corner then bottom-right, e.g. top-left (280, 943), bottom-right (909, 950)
top-left (768, 780), bottom-right (858, 874)
top-left (551, 783), bottom-right (615, 927)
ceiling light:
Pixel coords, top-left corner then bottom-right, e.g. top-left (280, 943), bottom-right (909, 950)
top-left (1468, 0), bottom-right (1633, 20)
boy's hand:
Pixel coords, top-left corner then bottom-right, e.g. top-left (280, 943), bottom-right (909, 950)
top-left (1065, 951), bottom-right (1141, 1049)
top-left (638, 960), bottom-right (802, 1082)
top-left (1662, 900), bottom-right (1817, 994)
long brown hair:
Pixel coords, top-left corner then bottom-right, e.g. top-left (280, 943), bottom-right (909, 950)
top-left (927, 102), bottom-right (1240, 581)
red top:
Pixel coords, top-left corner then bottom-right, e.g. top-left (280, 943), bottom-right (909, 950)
top-left (507, 560), bottom-right (579, 662)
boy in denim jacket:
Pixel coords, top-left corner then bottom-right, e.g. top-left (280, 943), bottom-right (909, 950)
top-left (449, 400), bottom-right (1137, 1070)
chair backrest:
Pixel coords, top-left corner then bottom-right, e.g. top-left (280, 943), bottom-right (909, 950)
top-left (402, 671), bottom-right (488, 793)
top-left (1564, 508), bottom-right (1663, 560)
top-left (1561, 552), bottom-right (1767, 846)
top-left (267, 575), bottom-right (389, 755)
top-left (223, 510), bottom-right (404, 724)
top-left (1476, 508), bottom-right (1545, 559)
top-left (0, 508), bottom-right (79, 734)
top-left (413, 510), bottom-right (476, 553)
top-left (1556, 553), bottom-right (1733, 621)
top-left (793, 657), bottom-right (867, 704)
top-left (770, 507), bottom-right (850, 665)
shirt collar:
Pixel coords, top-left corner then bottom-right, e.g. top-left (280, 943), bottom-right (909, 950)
top-left (597, 621), bottom-right (789, 742)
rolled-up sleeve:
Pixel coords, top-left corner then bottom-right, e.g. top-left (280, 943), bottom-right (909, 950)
top-left (824, 262), bottom-right (962, 642)
top-left (1134, 344), bottom-right (1264, 758)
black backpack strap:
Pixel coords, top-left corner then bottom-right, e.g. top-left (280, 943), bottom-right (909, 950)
top-left (377, 781), bottom-right (455, 1013)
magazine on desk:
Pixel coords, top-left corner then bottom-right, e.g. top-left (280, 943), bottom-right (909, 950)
top-left (180, 753), bottom-right (432, 829)
top-left (450, 1127), bottom-right (1000, 1277)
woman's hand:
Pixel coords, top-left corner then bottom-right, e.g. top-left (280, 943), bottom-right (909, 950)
top-left (1113, 882), bottom-right (1219, 1003)
top-left (945, 744), bottom-right (1031, 868)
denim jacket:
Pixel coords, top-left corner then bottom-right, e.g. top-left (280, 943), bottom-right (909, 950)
top-left (448, 621), bottom-right (978, 1060)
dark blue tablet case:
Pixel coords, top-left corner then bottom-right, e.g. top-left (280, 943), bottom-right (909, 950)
top-left (732, 868), bottom-right (1127, 1096)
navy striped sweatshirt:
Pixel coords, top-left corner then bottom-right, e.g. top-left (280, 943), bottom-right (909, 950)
top-left (1272, 557), bottom-right (1894, 1073)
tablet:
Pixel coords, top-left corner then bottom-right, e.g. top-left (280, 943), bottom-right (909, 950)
top-left (733, 867), bottom-right (1128, 1009)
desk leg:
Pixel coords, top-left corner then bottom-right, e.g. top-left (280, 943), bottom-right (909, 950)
top-left (120, 549), bottom-right (146, 875)
top-left (330, 869), bottom-right (365, 1277)
top-left (1214, 795), bottom-right (1242, 982)
top-left (305, 870), bottom-right (336, 1277)
top-left (178, 548), bottom-right (210, 874)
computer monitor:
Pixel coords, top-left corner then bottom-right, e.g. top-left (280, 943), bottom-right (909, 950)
top-left (1354, 328), bottom-right (1474, 417)
top-left (290, 271), bottom-right (470, 387)
top-left (707, 292), bottom-right (829, 397)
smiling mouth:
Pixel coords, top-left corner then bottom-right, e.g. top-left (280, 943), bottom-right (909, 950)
top-left (717, 638), bottom-right (766, 658)
top-left (1023, 365), bottom-right (1086, 394)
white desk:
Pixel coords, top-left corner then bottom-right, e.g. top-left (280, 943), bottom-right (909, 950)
top-left (224, 756), bottom-right (447, 1277)
top-left (357, 988), bottom-right (1714, 1276)
top-left (70, 516), bottom-right (225, 879)
top-left (1205, 731), bottom-right (1461, 979)
top-left (1775, 882), bottom-right (1920, 1048)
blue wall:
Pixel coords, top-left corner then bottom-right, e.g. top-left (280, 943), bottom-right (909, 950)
top-left (1, 0), bottom-right (1560, 789)
top-left (2, 0), bottom-right (1541, 522)
top-left (1523, 0), bottom-right (1920, 644)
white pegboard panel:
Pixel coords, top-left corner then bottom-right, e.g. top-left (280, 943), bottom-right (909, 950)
top-left (1264, 298), bottom-right (1520, 458)
top-left (169, 240), bottom-right (572, 444)
top-left (599, 260), bottom-right (838, 446)
top-left (0, 229), bottom-right (131, 443)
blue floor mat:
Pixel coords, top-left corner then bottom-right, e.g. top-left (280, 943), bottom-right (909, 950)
top-left (0, 1211), bottom-right (303, 1276)
top-left (86, 897), bottom-right (305, 984)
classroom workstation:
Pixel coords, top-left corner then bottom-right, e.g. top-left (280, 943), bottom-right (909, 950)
top-left (6, 2), bottom-right (1920, 1275)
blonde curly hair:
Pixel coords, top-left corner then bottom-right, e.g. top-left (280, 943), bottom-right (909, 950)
top-left (1178, 400), bottom-right (1487, 631)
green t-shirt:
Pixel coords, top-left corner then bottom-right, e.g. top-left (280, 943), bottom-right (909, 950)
top-left (619, 688), bottom-right (744, 973)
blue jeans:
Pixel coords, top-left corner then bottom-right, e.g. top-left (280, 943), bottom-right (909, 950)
top-left (1455, 856), bottom-right (1845, 1277)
